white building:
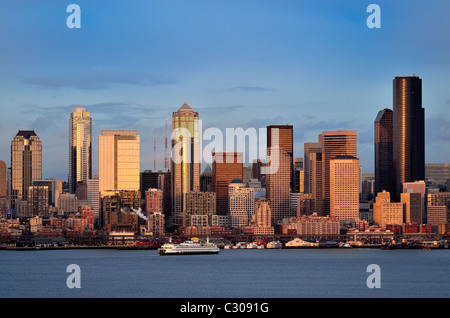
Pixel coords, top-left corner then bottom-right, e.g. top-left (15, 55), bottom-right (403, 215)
top-left (228, 178), bottom-right (254, 228)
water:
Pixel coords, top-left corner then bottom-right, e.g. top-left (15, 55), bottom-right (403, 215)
top-left (0, 248), bottom-right (449, 298)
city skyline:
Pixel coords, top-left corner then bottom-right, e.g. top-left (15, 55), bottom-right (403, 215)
top-left (1, 1), bottom-right (450, 180)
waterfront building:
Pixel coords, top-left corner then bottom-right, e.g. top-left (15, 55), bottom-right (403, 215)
top-left (321, 130), bottom-right (357, 216)
top-left (228, 179), bottom-right (254, 228)
top-left (330, 155), bottom-right (360, 221)
top-left (100, 190), bottom-right (141, 234)
top-left (427, 192), bottom-right (450, 229)
top-left (171, 102), bottom-right (200, 228)
top-left (253, 196), bottom-right (274, 235)
top-left (212, 152), bottom-right (243, 216)
top-left (98, 129), bottom-right (140, 195)
top-left (148, 211), bottom-right (165, 236)
top-left (10, 130), bottom-right (42, 213)
top-left (373, 191), bottom-right (403, 228)
top-left (185, 191), bottom-right (215, 227)
top-left (69, 107), bottom-right (92, 194)
top-left (393, 75), bottom-right (425, 200)
top-left (294, 214), bottom-right (340, 236)
top-left (374, 108), bottom-right (395, 195)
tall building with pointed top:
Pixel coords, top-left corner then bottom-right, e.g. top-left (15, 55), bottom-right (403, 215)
top-left (10, 130), bottom-right (42, 212)
top-left (69, 106), bottom-right (92, 194)
top-left (393, 75), bottom-right (425, 200)
top-left (171, 101), bottom-right (200, 228)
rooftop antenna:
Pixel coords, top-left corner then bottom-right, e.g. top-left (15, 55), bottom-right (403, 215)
top-left (154, 127), bottom-right (156, 171)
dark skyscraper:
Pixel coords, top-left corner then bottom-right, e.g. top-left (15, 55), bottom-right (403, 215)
top-left (374, 108), bottom-right (394, 195)
top-left (393, 75), bottom-right (425, 200)
top-left (267, 125), bottom-right (293, 192)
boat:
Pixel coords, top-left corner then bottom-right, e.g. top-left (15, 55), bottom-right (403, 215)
top-left (224, 244), bottom-right (233, 250)
top-left (246, 242), bottom-right (257, 249)
top-left (257, 244), bottom-right (265, 249)
top-left (266, 241), bottom-right (283, 249)
top-left (285, 238), bottom-right (319, 248)
top-left (158, 238), bottom-right (219, 255)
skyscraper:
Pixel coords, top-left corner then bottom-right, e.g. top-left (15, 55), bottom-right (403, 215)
top-left (374, 108), bottom-right (394, 195)
top-left (266, 146), bottom-right (292, 225)
top-left (212, 152), bottom-right (243, 216)
top-left (321, 130), bottom-right (357, 216)
top-left (69, 107), bottom-right (92, 194)
top-left (10, 130), bottom-right (42, 212)
top-left (393, 75), bottom-right (425, 200)
top-left (267, 125), bottom-right (293, 192)
top-left (304, 142), bottom-right (323, 214)
top-left (171, 101), bottom-right (200, 228)
top-left (0, 160), bottom-right (6, 201)
top-left (98, 130), bottom-right (140, 195)
top-left (330, 155), bottom-right (360, 221)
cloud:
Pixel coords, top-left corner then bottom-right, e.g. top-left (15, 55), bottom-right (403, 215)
top-left (226, 86), bottom-right (274, 92)
top-left (22, 71), bottom-right (179, 90)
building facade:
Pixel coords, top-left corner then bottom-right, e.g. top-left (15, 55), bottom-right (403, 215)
top-left (374, 108), bottom-right (394, 195)
top-left (393, 75), bottom-right (425, 200)
top-left (330, 156), bottom-right (360, 221)
top-left (98, 130), bottom-right (140, 194)
top-left (69, 107), bottom-right (92, 194)
top-left (228, 179), bottom-right (254, 228)
top-left (10, 130), bottom-right (42, 213)
top-left (171, 102), bottom-right (200, 228)
top-left (321, 130), bottom-right (357, 216)
top-left (212, 152), bottom-right (243, 216)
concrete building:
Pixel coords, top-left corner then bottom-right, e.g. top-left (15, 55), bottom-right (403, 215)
top-left (373, 191), bottom-right (403, 228)
top-left (98, 130), bottom-right (140, 195)
top-left (228, 179), bottom-right (254, 228)
top-left (330, 156), bottom-right (360, 221)
top-left (321, 130), bottom-right (357, 216)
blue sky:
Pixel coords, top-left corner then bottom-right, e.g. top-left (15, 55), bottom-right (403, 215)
top-left (0, 0), bottom-right (449, 179)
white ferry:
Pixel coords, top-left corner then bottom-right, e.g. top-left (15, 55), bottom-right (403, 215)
top-left (285, 238), bottom-right (319, 248)
top-left (158, 238), bottom-right (219, 255)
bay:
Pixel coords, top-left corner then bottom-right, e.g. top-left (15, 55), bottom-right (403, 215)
top-left (0, 248), bottom-right (449, 298)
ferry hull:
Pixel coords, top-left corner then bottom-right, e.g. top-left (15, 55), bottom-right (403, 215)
top-left (158, 250), bottom-right (219, 255)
